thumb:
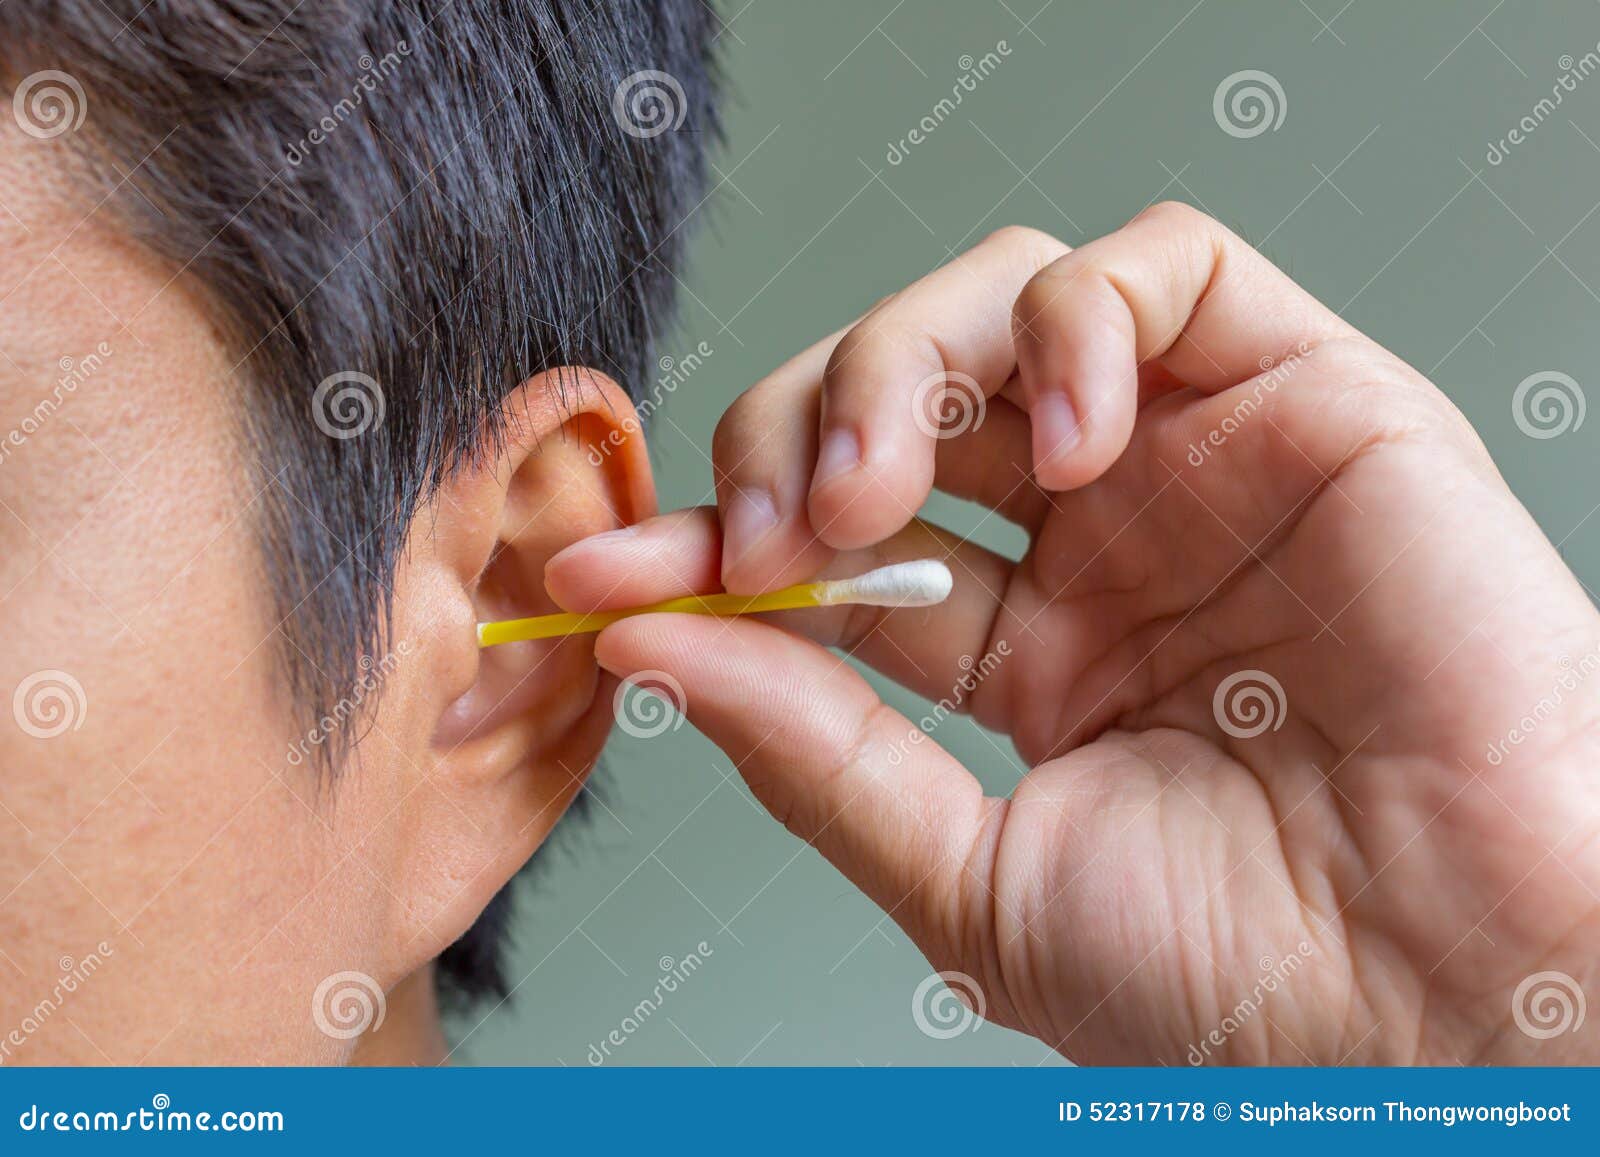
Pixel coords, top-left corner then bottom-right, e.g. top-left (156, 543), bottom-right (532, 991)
top-left (593, 611), bottom-right (1002, 958)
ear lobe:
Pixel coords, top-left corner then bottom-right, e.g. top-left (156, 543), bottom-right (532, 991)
top-left (383, 367), bottom-right (652, 961)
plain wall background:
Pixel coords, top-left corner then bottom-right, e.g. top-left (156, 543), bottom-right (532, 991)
top-left (448, 0), bottom-right (1600, 1064)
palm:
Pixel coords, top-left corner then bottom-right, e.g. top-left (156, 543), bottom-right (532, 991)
top-left (963, 353), bottom-right (1600, 1063)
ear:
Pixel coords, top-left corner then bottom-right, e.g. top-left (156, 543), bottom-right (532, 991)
top-left (373, 368), bottom-right (653, 971)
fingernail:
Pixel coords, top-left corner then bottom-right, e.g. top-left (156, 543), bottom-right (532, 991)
top-left (1032, 393), bottom-right (1082, 470)
top-left (721, 487), bottom-right (779, 580)
top-left (811, 428), bottom-right (862, 494)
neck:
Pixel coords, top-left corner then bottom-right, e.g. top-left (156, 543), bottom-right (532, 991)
top-left (349, 963), bottom-right (447, 1066)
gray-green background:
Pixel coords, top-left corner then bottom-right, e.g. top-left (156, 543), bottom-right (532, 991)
top-left (448, 0), bottom-right (1600, 1064)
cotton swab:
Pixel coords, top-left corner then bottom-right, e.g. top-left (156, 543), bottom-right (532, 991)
top-left (477, 558), bottom-right (954, 648)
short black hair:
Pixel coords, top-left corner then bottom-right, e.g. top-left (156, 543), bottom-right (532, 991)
top-left (0, 0), bottom-right (720, 1003)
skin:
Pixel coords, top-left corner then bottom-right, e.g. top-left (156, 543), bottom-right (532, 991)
top-left (549, 205), bottom-right (1600, 1064)
top-left (0, 129), bottom-right (655, 1063)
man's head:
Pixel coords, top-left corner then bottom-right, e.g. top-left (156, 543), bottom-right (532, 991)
top-left (0, 1), bottom-right (718, 1062)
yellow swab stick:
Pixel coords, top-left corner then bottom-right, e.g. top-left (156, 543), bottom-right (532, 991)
top-left (477, 558), bottom-right (953, 648)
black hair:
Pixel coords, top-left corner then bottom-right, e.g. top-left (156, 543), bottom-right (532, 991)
top-left (0, 0), bottom-right (720, 1004)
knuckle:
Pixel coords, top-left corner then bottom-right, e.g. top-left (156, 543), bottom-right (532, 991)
top-left (710, 397), bottom-right (761, 471)
top-left (1132, 201), bottom-right (1230, 270)
top-left (1133, 199), bottom-right (1212, 233)
top-left (983, 224), bottom-right (1071, 279)
top-left (1013, 260), bottom-right (1084, 330)
top-left (824, 322), bottom-right (872, 378)
top-left (821, 325), bottom-right (870, 391)
top-left (983, 223), bottom-right (1063, 256)
top-left (823, 316), bottom-right (928, 387)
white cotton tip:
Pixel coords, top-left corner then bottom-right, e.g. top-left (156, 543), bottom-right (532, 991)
top-left (817, 558), bottom-right (953, 608)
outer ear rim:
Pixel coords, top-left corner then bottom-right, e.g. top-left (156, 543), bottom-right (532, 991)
top-left (432, 368), bottom-right (656, 589)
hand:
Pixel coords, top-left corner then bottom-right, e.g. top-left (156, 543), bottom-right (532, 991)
top-left (547, 204), bottom-right (1600, 1064)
